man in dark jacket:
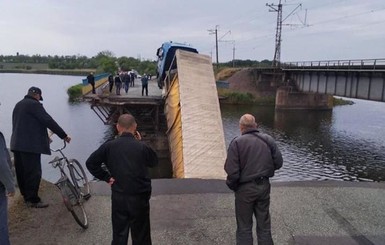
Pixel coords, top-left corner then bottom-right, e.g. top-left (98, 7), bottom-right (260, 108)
top-left (10, 87), bottom-right (71, 208)
top-left (123, 72), bottom-right (130, 94)
top-left (87, 72), bottom-right (96, 94)
top-left (114, 73), bottom-right (122, 95)
top-left (224, 113), bottom-right (283, 245)
top-left (86, 113), bottom-right (158, 245)
top-left (141, 74), bottom-right (149, 96)
top-left (108, 74), bottom-right (114, 93)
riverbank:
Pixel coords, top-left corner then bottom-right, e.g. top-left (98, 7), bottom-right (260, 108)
top-left (0, 69), bottom-right (93, 76)
top-left (8, 179), bottom-right (385, 244)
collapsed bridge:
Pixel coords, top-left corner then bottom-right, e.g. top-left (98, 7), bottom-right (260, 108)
top-left (83, 50), bottom-right (227, 179)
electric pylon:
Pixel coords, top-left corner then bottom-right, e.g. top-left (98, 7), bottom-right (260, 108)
top-left (267, 0), bottom-right (283, 67)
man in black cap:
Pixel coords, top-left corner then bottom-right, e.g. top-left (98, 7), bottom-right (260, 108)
top-left (10, 86), bottom-right (71, 208)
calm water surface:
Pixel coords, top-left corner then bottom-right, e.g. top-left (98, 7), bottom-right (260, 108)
top-left (221, 101), bottom-right (385, 182)
top-left (1, 73), bottom-right (385, 182)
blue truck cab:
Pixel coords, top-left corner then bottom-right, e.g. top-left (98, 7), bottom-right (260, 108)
top-left (156, 41), bottom-right (198, 89)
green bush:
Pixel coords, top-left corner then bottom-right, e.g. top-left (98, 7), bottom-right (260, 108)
top-left (67, 84), bottom-right (83, 101)
top-left (333, 97), bottom-right (354, 106)
top-left (226, 92), bottom-right (255, 104)
top-left (218, 89), bottom-right (275, 105)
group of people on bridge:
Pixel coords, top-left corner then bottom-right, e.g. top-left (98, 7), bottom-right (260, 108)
top-left (87, 71), bottom-right (151, 96)
top-left (108, 71), bottom-right (136, 95)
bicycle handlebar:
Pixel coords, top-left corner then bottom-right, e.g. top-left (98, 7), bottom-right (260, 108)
top-left (50, 140), bottom-right (67, 152)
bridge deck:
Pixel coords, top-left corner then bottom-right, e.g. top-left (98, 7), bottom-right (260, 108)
top-left (83, 77), bottom-right (165, 125)
top-left (83, 76), bottom-right (163, 101)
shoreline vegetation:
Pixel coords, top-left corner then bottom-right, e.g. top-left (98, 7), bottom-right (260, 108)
top-left (67, 84), bottom-right (84, 101)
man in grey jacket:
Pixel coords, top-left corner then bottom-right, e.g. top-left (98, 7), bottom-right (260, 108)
top-left (0, 128), bottom-right (15, 245)
top-left (224, 114), bottom-right (283, 245)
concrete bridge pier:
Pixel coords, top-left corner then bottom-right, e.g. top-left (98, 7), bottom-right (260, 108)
top-left (275, 86), bottom-right (333, 110)
top-left (249, 69), bottom-right (333, 110)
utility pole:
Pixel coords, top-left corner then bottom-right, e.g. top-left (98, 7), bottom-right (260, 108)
top-left (267, 0), bottom-right (283, 67)
top-left (208, 25), bottom-right (219, 69)
top-left (266, 1), bottom-right (305, 67)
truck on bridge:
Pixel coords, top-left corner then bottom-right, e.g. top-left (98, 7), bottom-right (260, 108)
top-left (155, 41), bottom-right (198, 89)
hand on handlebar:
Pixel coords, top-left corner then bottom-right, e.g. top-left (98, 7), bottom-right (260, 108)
top-left (64, 136), bottom-right (71, 143)
top-left (48, 130), bottom-right (71, 143)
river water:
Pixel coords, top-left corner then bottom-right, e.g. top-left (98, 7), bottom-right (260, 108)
top-left (1, 73), bottom-right (385, 182)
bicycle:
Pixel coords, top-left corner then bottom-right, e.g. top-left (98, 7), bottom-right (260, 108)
top-left (49, 140), bottom-right (91, 229)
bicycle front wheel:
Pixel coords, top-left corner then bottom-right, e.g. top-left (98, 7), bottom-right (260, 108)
top-left (70, 200), bottom-right (88, 229)
top-left (58, 179), bottom-right (88, 229)
top-left (67, 159), bottom-right (91, 200)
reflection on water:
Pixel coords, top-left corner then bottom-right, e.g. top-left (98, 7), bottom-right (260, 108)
top-left (221, 103), bottom-right (385, 182)
top-left (1, 74), bottom-right (385, 182)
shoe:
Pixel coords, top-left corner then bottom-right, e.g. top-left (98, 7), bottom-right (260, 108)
top-left (26, 201), bottom-right (49, 208)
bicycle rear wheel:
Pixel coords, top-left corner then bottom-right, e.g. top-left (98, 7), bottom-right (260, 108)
top-left (67, 159), bottom-right (91, 200)
top-left (56, 178), bottom-right (88, 229)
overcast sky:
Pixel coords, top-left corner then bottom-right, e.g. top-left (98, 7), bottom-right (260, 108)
top-left (1, 0), bottom-right (384, 63)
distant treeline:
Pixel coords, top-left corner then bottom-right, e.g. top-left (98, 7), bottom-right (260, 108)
top-left (219, 59), bottom-right (273, 68)
top-left (0, 51), bottom-right (273, 75)
top-left (0, 54), bottom-right (96, 69)
top-left (0, 51), bottom-right (158, 76)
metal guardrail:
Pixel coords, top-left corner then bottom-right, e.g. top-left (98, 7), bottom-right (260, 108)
top-left (81, 72), bottom-right (109, 86)
top-left (282, 58), bottom-right (385, 71)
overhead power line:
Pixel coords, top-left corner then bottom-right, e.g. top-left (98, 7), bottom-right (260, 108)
top-left (309, 7), bottom-right (385, 26)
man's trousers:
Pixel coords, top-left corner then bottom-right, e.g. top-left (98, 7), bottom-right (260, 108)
top-left (235, 179), bottom-right (273, 245)
top-left (111, 191), bottom-right (152, 245)
top-left (13, 151), bottom-right (41, 203)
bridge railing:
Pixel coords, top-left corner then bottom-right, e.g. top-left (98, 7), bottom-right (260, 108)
top-left (282, 58), bottom-right (385, 71)
top-left (163, 54), bottom-right (178, 98)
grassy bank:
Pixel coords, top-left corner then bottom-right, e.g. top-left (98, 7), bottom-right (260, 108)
top-left (67, 84), bottom-right (83, 101)
top-left (218, 88), bottom-right (275, 105)
top-left (333, 97), bottom-right (355, 106)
